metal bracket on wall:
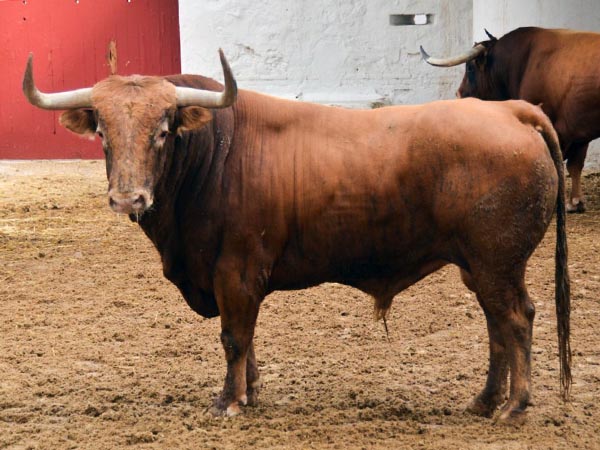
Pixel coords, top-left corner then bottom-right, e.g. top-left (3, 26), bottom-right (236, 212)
top-left (389, 14), bottom-right (434, 26)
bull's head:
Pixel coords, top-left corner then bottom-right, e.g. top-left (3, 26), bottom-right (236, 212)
top-left (420, 29), bottom-right (499, 99)
top-left (23, 50), bottom-right (236, 216)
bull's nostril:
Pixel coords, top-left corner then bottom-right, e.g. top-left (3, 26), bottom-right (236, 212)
top-left (109, 197), bottom-right (117, 208)
top-left (132, 195), bottom-right (145, 207)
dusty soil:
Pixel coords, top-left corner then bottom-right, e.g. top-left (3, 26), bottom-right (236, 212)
top-left (0, 160), bottom-right (599, 450)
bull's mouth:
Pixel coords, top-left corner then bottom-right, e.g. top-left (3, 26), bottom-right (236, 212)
top-left (108, 189), bottom-right (153, 216)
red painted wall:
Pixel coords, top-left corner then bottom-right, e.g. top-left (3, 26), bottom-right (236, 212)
top-left (0, 0), bottom-right (181, 159)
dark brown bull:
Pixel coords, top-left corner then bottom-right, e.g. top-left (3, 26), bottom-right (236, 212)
top-left (23, 51), bottom-right (571, 422)
top-left (421, 27), bottom-right (600, 213)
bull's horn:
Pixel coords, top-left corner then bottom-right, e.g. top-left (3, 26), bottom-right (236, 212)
top-left (22, 54), bottom-right (93, 110)
top-left (484, 29), bottom-right (497, 41)
top-left (175, 49), bottom-right (237, 108)
top-left (419, 44), bottom-right (486, 67)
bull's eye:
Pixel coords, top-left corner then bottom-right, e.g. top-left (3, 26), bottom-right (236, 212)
top-left (97, 130), bottom-right (104, 139)
top-left (159, 131), bottom-right (168, 139)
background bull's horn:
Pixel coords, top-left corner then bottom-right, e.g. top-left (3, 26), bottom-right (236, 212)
top-left (484, 29), bottom-right (497, 41)
top-left (175, 49), bottom-right (237, 108)
top-left (419, 44), bottom-right (486, 67)
top-left (22, 54), bottom-right (93, 110)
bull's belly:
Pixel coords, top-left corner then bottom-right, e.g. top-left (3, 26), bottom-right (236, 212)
top-left (268, 238), bottom-right (452, 298)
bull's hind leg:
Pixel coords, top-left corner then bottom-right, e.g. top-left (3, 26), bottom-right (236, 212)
top-left (565, 142), bottom-right (588, 213)
top-left (472, 267), bottom-right (535, 423)
top-left (462, 268), bottom-right (509, 417)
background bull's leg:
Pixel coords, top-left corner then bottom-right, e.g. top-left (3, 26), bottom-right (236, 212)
top-left (565, 142), bottom-right (588, 213)
top-left (460, 269), bottom-right (509, 417)
top-left (212, 263), bottom-right (262, 416)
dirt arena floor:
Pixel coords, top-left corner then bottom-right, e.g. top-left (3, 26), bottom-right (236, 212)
top-left (0, 160), bottom-right (599, 449)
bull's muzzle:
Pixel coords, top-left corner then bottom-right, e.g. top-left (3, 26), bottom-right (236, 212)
top-left (108, 189), bottom-right (153, 215)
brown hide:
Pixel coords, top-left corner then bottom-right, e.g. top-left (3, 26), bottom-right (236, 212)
top-left (136, 79), bottom-right (571, 416)
top-left (145, 85), bottom-right (558, 315)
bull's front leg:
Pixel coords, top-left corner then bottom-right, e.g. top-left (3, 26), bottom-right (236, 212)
top-left (246, 341), bottom-right (261, 406)
top-left (211, 259), bottom-right (263, 416)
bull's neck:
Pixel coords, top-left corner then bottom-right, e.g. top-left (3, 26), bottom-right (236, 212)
top-left (492, 31), bottom-right (534, 100)
top-left (137, 108), bottom-right (234, 251)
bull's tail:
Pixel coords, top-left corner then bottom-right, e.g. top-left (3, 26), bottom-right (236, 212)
top-left (537, 119), bottom-right (572, 400)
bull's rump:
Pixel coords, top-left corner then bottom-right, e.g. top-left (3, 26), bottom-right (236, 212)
top-left (261, 98), bottom-right (558, 291)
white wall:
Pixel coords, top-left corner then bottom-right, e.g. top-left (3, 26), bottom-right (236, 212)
top-left (474, 0), bottom-right (600, 40)
top-left (473, 0), bottom-right (600, 167)
top-left (179, 0), bottom-right (472, 107)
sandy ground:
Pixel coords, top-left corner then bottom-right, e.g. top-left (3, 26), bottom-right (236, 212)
top-left (0, 160), bottom-right (599, 450)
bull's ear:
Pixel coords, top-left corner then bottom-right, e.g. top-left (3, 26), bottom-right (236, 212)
top-left (59, 109), bottom-right (97, 138)
top-left (176, 106), bottom-right (213, 135)
top-left (474, 50), bottom-right (490, 70)
top-left (475, 39), bottom-right (496, 69)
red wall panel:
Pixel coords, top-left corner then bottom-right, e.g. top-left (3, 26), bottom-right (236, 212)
top-left (0, 0), bottom-right (181, 159)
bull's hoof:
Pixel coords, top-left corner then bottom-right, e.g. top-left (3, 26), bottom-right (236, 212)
top-left (567, 200), bottom-right (586, 214)
top-left (466, 397), bottom-right (498, 418)
top-left (494, 405), bottom-right (528, 426)
top-left (246, 380), bottom-right (261, 407)
top-left (207, 402), bottom-right (242, 417)
top-left (208, 395), bottom-right (247, 417)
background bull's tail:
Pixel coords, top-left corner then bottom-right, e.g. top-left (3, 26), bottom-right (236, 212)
top-left (538, 120), bottom-right (572, 400)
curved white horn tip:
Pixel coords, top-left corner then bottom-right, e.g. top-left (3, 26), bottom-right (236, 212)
top-left (23, 53), bottom-right (36, 98)
top-left (24, 53), bottom-right (34, 83)
top-left (218, 48), bottom-right (230, 69)
top-left (218, 48), bottom-right (237, 101)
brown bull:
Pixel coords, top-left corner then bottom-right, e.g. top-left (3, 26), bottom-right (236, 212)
top-left (23, 51), bottom-right (570, 421)
top-left (421, 27), bottom-right (600, 213)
